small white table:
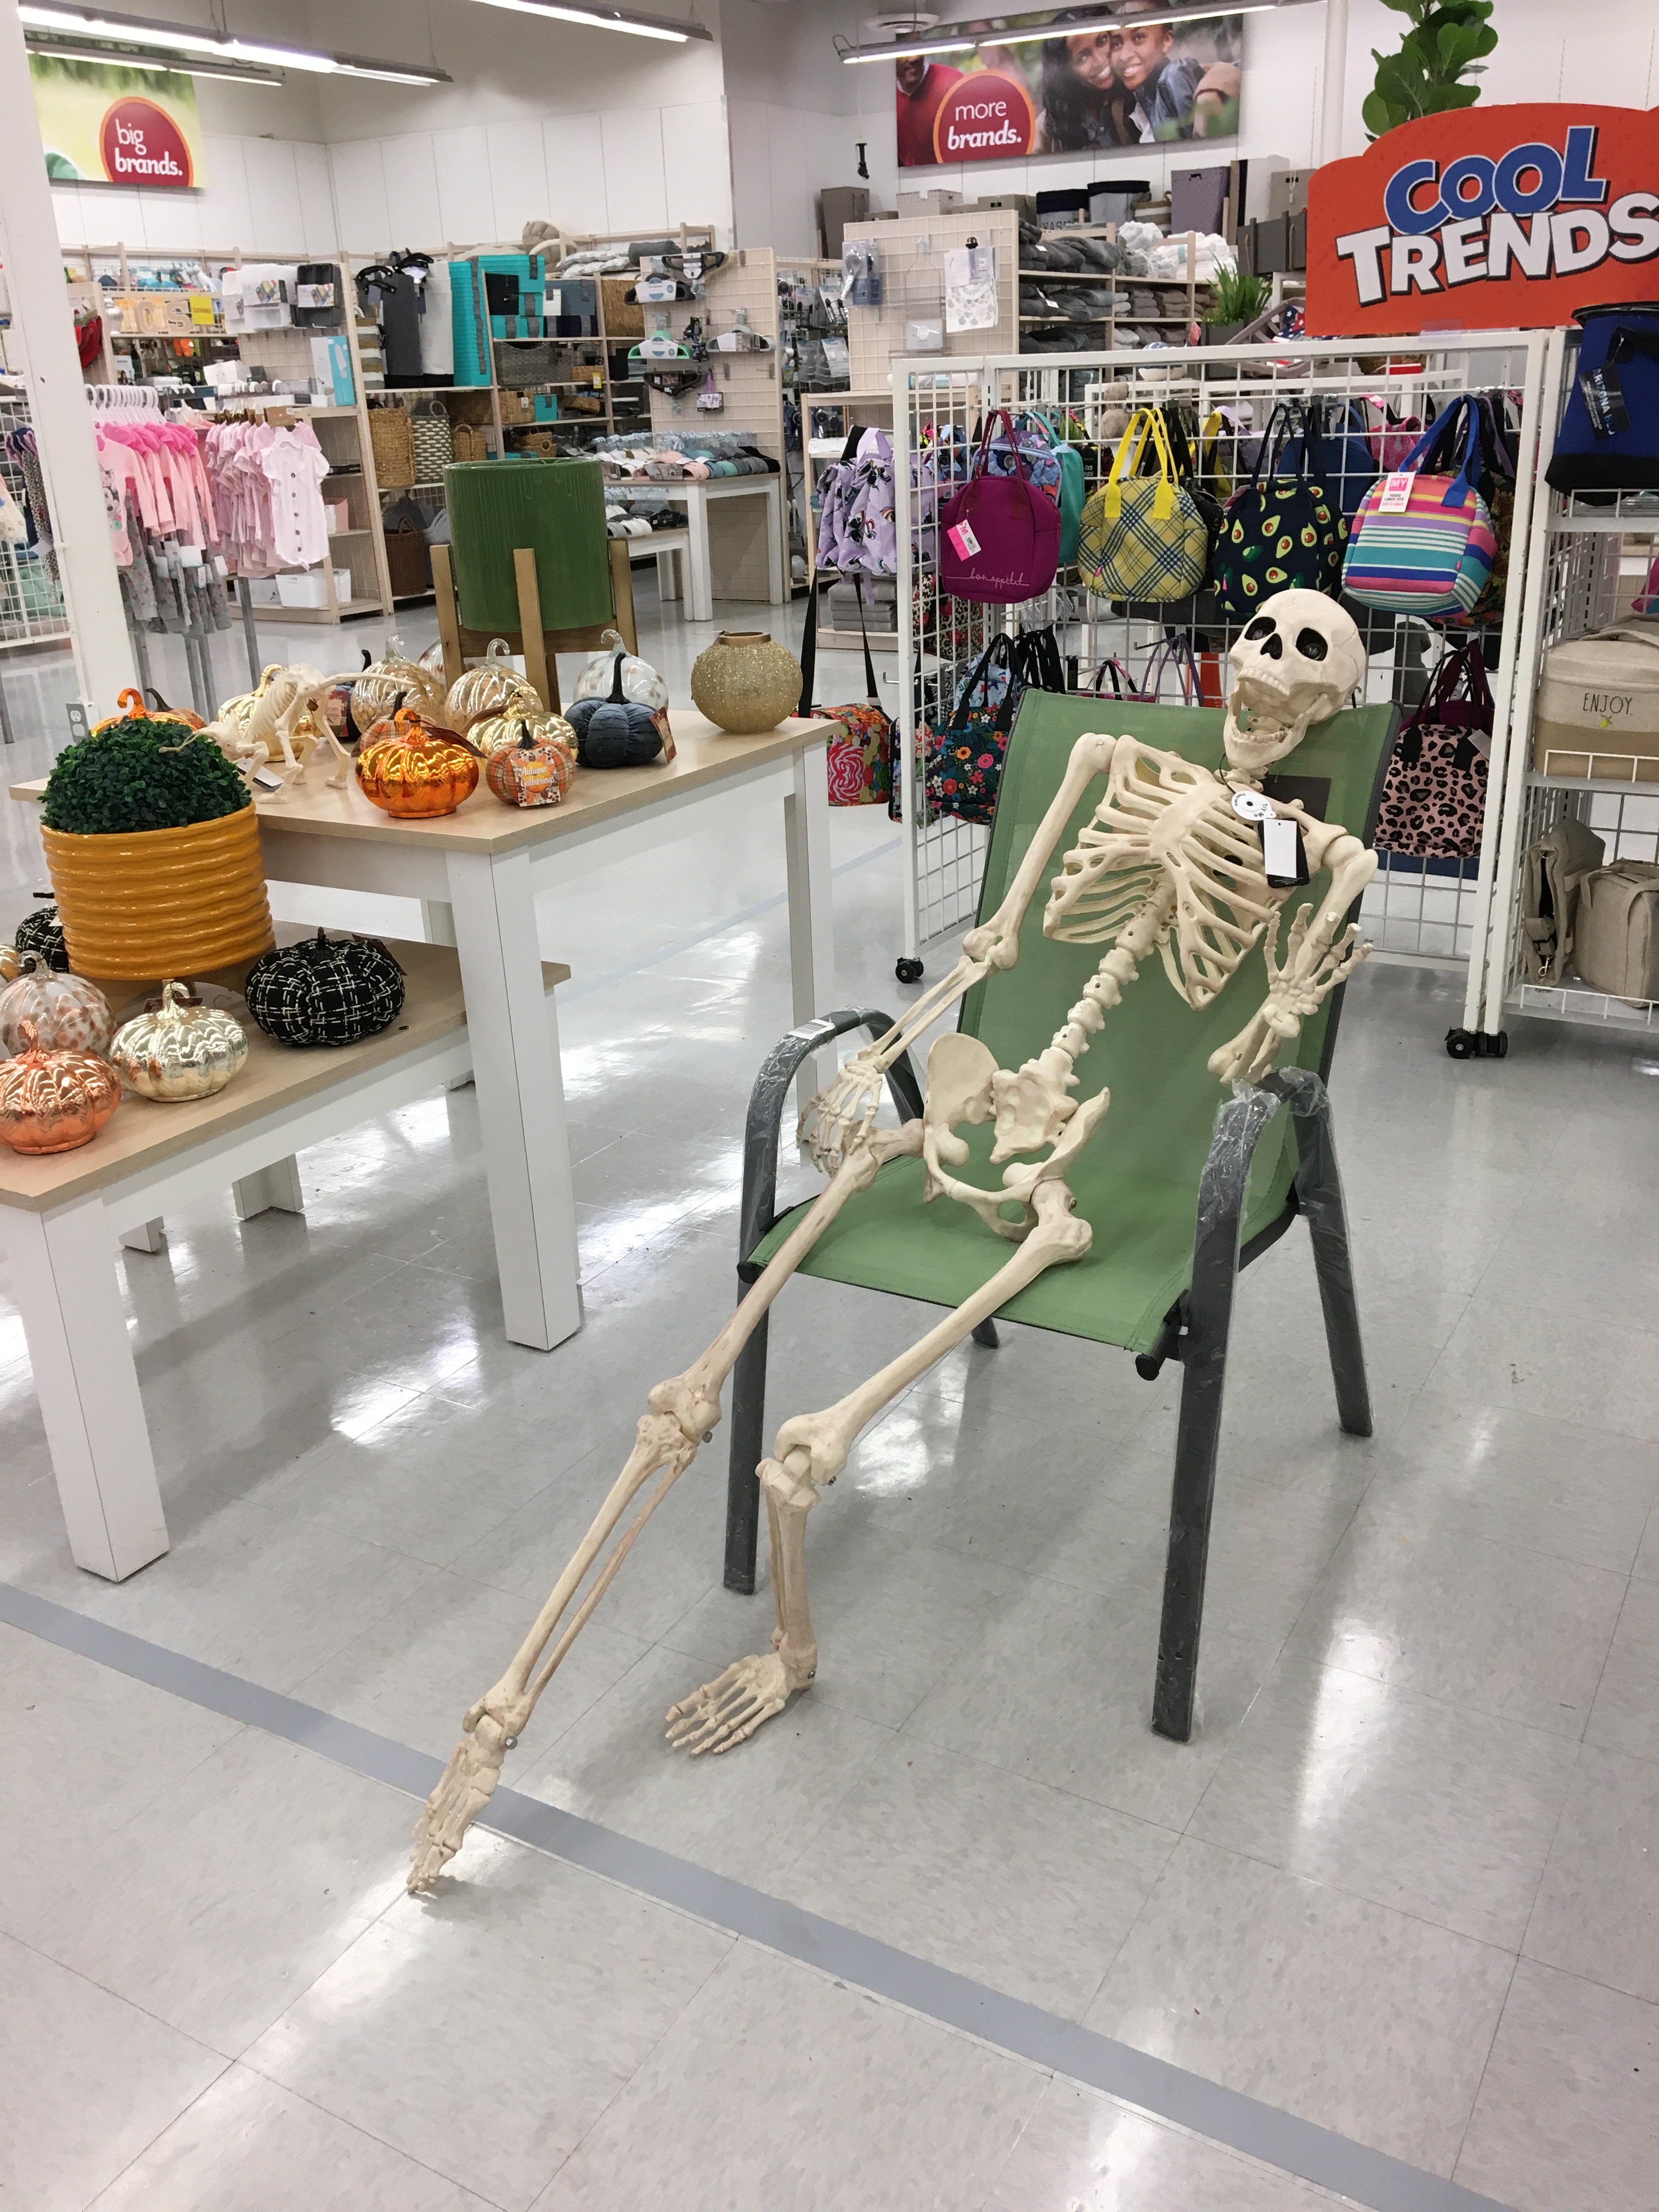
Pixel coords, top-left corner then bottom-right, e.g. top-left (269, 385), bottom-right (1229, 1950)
top-left (250, 712), bottom-right (830, 1355)
top-left (648, 478), bottom-right (786, 622)
top-left (0, 941), bottom-right (567, 1581)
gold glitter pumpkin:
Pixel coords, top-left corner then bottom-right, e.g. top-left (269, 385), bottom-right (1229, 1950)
top-left (0, 954), bottom-right (114, 1059)
top-left (0, 1019), bottom-right (121, 1153)
top-left (109, 980), bottom-right (249, 1102)
top-left (444, 640), bottom-right (541, 731)
top-left (356, 709), bottom-right (481, 819)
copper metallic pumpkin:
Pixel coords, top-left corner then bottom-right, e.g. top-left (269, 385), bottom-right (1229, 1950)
top-left (445, 640), bottom-right (541, 731)
top-left (93, 686), bottom-right (204, 735)
top-left (356, 709), bottom-right (481, 819)
top-left (109, 979), bottom-right (249, 1102)
top-left (469, 705), bottom-right (577, 760)
top-left (486, 722), bottom-right (576, 808)
top-left (0, 954), bottom-right (114, 1059)
top-left (0, 1018), bottom-right (121, 1153)
top-left (351, 646), bottom-right (446, 736)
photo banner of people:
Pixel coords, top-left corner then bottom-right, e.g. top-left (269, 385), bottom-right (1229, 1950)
top-left (896, 9), bottom-right (1244, 167)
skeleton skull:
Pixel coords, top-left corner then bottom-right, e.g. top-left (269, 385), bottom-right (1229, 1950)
top-left (1224, 590), bottom-right (1365, 778)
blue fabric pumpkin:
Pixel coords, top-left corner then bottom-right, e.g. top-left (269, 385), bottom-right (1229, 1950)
top-left (565, 652), bottom-right (663, 769)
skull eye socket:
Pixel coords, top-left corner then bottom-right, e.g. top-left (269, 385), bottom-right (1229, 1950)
top-left (1296, 628), bottom-right (1330, 661)
top-left (1242, 617), bottom-right (1277, 642)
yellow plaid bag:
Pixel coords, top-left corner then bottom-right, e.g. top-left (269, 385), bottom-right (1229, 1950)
top-left (1078, 409), bottom-right (1209, 603)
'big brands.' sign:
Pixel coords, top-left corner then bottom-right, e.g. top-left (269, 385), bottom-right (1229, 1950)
top-left (29, 55), bottom-right (204, 190)
top-left (932, 72), bottom-right (1035, 164)
top-left (1307, 105), bottom-right (1659, 336)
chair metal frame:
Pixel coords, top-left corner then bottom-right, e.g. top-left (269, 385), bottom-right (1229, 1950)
top-left (719, 1022), bottom-right (1372, 1750)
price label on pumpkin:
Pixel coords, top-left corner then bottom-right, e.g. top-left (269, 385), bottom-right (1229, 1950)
top-left (1379, 470), bottom-right (1415, 513)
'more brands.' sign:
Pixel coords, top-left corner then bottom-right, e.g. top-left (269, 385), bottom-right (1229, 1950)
top-left (1307, 104), bottom-right (1659, 336)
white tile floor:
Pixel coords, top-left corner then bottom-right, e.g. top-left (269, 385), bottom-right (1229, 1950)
top-left (2, 580), bottom-right (1658, 2210)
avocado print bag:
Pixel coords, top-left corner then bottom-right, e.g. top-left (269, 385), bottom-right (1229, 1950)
top-left (1210, 402), bottom-right (1346, 620)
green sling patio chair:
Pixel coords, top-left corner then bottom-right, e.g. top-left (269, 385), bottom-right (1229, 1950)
top-left (721, 689), bottom-right (1400, 1742)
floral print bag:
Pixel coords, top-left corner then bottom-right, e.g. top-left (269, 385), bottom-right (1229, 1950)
top-left (798, 576), bottom-right (891, 808)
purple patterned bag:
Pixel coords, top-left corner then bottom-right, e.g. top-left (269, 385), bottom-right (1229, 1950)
top-left (816, 426), bottom-right (896, 575)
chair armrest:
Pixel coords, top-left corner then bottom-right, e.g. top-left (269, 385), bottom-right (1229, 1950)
top-left (738, 1010), bottom-right (921, 1266)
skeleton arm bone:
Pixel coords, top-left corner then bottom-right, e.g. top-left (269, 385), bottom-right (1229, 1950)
top-left (800, 733), bottom-right (1120, 1171)
top-left (408, 1119), bottom-right (923, 1891)
top-left (1208, 825), bottom-right (1378, 1085)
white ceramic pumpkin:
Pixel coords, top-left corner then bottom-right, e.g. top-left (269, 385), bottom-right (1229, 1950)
top-left (571, 628), bottom-right (670, 714)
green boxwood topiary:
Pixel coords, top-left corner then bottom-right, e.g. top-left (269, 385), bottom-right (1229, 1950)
top-left (43, 715), bottom-right (250, 836)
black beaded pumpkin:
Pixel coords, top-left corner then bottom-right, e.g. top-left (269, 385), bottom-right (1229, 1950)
top-left (13, 904), bottom-right (69, 972)
top-left (243, 929), bottom-right (405, 1048)
top-left (565, 652), bottom-right (663, 770)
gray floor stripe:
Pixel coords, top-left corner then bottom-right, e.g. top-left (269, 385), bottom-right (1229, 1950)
top-left (1, 1580), bottom-right (1514, 2212)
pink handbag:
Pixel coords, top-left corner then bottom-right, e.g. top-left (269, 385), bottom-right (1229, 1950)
top-left (938, 408), bottom-right (1060, 607)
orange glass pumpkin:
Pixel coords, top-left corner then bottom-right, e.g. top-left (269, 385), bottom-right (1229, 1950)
top-left (355, 707), bottom-right (481, 819)
top-left (0, 1018), bottom-right (121, 1153)
top-left (486, 721), bottom-right (577, 808)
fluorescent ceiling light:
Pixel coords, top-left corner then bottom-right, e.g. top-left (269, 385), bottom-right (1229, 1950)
top-left (18, 4), bottom-right (452, 83)
top-left (839, 0), bottom-right (1314, 63)
top-left (24, 32), bottom-right (282, 82)
top-left (466, 0), bottom-right (711, 41)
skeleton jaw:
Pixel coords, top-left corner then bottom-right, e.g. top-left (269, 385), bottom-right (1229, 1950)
top-left (1223, 680), bottom-right (1318, 778)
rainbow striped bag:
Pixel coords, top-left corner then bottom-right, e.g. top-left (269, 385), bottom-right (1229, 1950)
top-left (1341, 404), bottom-right (1496, 618)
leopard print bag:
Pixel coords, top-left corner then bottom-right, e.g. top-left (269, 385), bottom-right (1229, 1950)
top-left (1374, 641), bottom-right (1492, 860)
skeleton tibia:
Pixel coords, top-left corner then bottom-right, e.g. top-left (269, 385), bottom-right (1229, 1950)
top-left (664, 1180), bottom-right (1094, 1752)
top-left (408, 1121), bottom-right (924, 1891)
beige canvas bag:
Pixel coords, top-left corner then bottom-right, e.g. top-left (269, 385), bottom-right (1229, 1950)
top-left (1572, 861), bottom-right (1659, 1001)
top-left (1520, 815), bottom-right (1604, 981)
top-left (1533, 625), bottom-right (1659, 782)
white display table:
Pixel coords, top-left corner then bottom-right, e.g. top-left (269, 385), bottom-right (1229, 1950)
top-left (0, 939), bottom-right (567, 1582)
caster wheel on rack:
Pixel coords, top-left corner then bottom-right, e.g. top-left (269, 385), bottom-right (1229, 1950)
top-left (1444, 1027), bottom-right (1476, 1059)
top-left (896, 956), bottom-right (924, 984)
top-left (1482, 1030), bottom-right (1510, 1059)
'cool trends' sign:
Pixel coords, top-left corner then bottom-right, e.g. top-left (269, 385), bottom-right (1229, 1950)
top-left (1307, 104), bottom-right (1659, 337)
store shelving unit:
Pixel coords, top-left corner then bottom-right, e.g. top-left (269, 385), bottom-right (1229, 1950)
top-left (62, 243), bottom-right (396, 626)
top-left (1479, 327), bottom-right (1659, 1039)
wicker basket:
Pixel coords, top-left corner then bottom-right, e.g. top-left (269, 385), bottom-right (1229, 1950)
top-left (496, 343), bottom-right (558, 391)
top-left (409, 400), bottom-right (452, 484)
top-left (452, 423), bottom-right (494, 462)
top-left (383, 517), bottom-right (432, 597)
top-left (601, 276), bottom-right (642, 338)
top-left (369, 403), bottom-right (415, 489)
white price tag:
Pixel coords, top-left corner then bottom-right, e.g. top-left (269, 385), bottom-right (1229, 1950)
top-left (1230, 788), bottom-right (1273, 822)
top-left (1379, 469), bottom-right (1415, 512)
top-left (1262, 814), bottom-right (1300, 881)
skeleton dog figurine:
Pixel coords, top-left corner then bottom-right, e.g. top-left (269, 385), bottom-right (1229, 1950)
top-left (409, 589), bottom-right (1375, 1892)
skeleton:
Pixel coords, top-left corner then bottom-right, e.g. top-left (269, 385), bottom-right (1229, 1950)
top-left (204, 662), bottom-right (356, 792)
top-left (408, 590), bottom-right (1377, 1892)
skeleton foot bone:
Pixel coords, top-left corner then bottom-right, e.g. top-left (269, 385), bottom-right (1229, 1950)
top-left (665, 1650), bottom-right (803, 1754)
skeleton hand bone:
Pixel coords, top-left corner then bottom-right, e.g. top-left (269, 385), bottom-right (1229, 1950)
top-left (1207, 902), bottom-right (1368, 1085)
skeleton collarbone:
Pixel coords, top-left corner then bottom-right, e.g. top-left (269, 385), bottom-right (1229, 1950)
top-left (1045, 742), bottom-right (1312, 1009)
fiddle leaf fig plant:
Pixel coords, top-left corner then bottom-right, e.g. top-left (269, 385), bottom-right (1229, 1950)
top-left (1363, 0), bottom-right (1497, 141)
top-left (43, 715), bottom-right (250, 835)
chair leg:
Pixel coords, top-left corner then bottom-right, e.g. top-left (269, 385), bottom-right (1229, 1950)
top-left (1285, 1084), bottom-right (1373, 1439)
top-left (970, 1317), bottom-right (1000, 1348)
top-left (1152, 1085), bottom-right (1278, 1745)
top-left (724, 1271), bottom-right (769, 1594)
top-left (1152, 1302), bottom-right (1232, 1743)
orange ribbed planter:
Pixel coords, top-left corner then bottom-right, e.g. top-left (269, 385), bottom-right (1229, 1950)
top-left (41, 806), bottom-right (275, 981)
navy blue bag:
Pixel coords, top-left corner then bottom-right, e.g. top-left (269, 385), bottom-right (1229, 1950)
top-left (1547, 303), bottom-right (1659, 497)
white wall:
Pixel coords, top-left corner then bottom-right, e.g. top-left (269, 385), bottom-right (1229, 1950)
top-left (40, 0), bottom-right (1659, 263)
top-left (314, 0), bottom-right (732, 251)
top-left (828, 0), bottom-right (1659, 223)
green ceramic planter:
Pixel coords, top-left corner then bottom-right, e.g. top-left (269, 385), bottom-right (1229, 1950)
top-left (445, 457), bottom-right (611, 631)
